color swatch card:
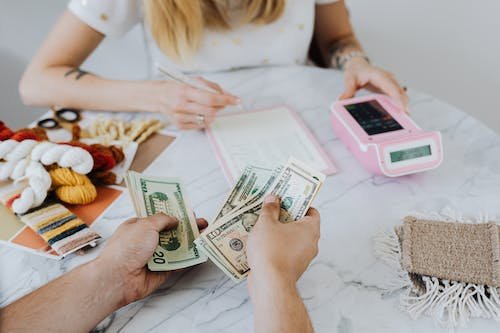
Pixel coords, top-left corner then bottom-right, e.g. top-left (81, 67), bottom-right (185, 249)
top-left (0, 185), bottom-right (124, 259)
top-left (206, 106), bottom-right (336, 182)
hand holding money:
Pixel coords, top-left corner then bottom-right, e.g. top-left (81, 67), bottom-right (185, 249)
top-left (97, 213), bottom-right (207, 304)
top-left (246, 195), bottom-right (320, 282)
top-left (125, 172), bottom-right (208, 271)
top-left (195, 157), bottom-right (325, 281)
top-left (125, 158), bottom-right (324, 278)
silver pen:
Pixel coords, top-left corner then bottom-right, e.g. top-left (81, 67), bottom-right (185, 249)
top-left (156, 63), bottom-right (246, 111)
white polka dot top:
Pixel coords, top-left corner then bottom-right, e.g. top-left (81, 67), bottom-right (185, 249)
top-left (68, 0), bottom-right (338, 73)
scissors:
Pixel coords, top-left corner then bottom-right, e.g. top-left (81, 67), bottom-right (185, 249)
top-left (37, 107), bottom-right (81, 129)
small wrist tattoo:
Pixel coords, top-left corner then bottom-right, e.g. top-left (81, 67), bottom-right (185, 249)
top-left (328, 39), bottom-right (369, 71)
top-left (65, 68), bottom-right (90, 80)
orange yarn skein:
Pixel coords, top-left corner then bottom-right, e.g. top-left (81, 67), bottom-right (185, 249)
top-left (49, 168), bottom-right (97, 205)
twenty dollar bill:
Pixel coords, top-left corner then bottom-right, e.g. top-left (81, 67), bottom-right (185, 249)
top-left (125, 171), bottom-right (207, 271)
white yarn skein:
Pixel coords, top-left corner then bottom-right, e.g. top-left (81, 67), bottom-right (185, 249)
top-left (11, 161), bottom-right (51, 215)
top-left (25, 161), bottom-right (51, 206)
top-left (30, 141), bottom-right (56, 162)
top-left (0, 140), bottom-right (17, 159)
top-left (40, 144), bottom-right (72, 165)
top-left (0, 160), bottom-right (17, 181)
top-left (5, 140), bottom-right (38, 161)
top-left (39, 144), bottom-right (93, 174)
top-left (11, 187), bottom-right (35, 215)
top-left (11, 158), bottom-right (28, 179)
top-left (59, 147), bottom-right (93, 174)
top-left (0, 139), bottom-right (94, 214)
top-left (1, 140), bottom-right (94, 175)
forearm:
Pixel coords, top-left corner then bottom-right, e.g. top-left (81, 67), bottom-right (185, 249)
top-left (248, 270), bottom-right (314, 333)
top-left (0, 258), bottom-right (125, 333)
top-left (326, 35), bottom-right (365, 70)
top-left (314, 1), bottom-right (368, 70)
top-left (19, 66), bottom-right (157, 113)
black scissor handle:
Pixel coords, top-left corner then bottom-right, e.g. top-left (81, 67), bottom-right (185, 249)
top-left (37, 118), bottom-right (59, 129)
top-left (55, 108), bottom-right (81, 123)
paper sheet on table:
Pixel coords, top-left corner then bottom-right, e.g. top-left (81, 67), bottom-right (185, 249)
top-left (206, 106), bottom-right (336, 183)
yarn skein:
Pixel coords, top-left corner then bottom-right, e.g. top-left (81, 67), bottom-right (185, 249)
top-left (0, 140), bottom-right (94, 175)
top-left (11, 161), bottom-right (52, 214)
top-left (50, 168), bottom-right (97, 205)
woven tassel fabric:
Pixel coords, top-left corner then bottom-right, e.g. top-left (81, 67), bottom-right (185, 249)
top-left (20, 203), bottom-right (100, 256)
top-left (374, 210), bottom-right (500, 329)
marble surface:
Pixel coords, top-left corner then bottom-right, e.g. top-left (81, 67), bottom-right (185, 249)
top-left (1, 66), bottom-right (499, 332)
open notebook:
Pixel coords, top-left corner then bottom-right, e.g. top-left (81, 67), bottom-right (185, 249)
top-left (206, 106), bottom-right (336, 182)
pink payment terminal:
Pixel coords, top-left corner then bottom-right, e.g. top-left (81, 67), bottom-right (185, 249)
top-left (331, 94), bottom-right (443, 177)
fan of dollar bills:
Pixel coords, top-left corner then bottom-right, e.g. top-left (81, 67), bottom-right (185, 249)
top-left (125, 157), bottom-right (325, 281)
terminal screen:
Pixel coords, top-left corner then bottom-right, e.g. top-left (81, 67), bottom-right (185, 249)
top-left (390, 145), bottom-right (432, 163)
top-left (345, 100), bottom-right (403, 135)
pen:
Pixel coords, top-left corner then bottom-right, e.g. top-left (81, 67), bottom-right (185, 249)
top-left (156, 63), bottom-right (246, 112)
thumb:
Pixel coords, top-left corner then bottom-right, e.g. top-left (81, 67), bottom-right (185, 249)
top-left (139, 213), bottom-right (179, 232)
top-left (260, 195), bottom-right (281, 221)
top-left (339, 75), bottom-right (357, 100)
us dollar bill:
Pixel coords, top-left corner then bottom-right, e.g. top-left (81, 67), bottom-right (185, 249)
top-left (214, 165), bottom-right (280, 220)
top-left (125, 171), bottom-right (207, 271)
top-left (196, 157), bottom-right (325, 281)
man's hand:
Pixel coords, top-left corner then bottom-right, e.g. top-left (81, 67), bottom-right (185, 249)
top-left (246, 195), bottom-right (320, 333)
top-left (247, 195), bottom-right (320, 284)
top-left (0, 213), bottom-right (208, 333)
top-left (96, 214), bottom-right (208, 305)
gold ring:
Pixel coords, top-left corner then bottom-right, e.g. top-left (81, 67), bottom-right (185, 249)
top-left (196, 114), bottom-right (205, 126)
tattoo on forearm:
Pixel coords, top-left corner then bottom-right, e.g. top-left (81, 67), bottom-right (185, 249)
top-left (64, 68), bottom-right (90, 80)
top-left (328, 36), bottom-right (364, 70)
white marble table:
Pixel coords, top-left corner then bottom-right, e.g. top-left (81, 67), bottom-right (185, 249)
top-left (1, 66), bottom-right (499, 332)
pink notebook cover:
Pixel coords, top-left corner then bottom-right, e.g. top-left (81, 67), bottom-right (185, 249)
top-left (205, 106), bottom-right (337, 183)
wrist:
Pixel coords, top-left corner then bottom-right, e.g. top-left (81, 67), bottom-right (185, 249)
top-left (87, 257), bottom-right (128, 309)
top-left (124, 80), bottom-right (164, 113)
top-left (343, 55), bottom-right (370, 72)
top-left (248, 265), bottom-right (297, 299)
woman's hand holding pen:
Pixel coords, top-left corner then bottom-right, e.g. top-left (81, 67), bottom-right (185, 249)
top-left (148, 78), bottom-right (240, 130)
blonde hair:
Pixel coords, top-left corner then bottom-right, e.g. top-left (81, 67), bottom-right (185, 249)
top-left (144, 0), bottom-right (286, 62)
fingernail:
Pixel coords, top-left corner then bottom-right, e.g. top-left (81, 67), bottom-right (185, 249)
top-left (264, 195), bottom-right (277, 204)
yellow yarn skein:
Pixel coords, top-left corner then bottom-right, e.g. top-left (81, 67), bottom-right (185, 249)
top-left (49, 168), bottom-right (97, 205)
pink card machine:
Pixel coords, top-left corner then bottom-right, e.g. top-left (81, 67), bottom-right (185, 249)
top-left (331, 94), bottom-right (443, 177)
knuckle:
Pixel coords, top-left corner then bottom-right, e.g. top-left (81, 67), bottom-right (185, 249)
top-left (264, 201), bottom-right (279, 211)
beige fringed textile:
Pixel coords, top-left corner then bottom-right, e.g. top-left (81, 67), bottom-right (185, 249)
top-left (374, 211), bottom-right (500, 329)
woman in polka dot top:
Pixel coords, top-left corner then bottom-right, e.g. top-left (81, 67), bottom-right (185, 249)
top-left (20, 0), bottom-right (408, 130)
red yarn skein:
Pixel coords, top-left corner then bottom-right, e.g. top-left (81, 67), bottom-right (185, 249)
top-left (0, 122), bottom-right (14, 140)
